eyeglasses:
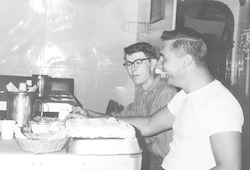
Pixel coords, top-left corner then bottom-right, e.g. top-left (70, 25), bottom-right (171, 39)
top-left (123, 58), bottom-right (151, 70)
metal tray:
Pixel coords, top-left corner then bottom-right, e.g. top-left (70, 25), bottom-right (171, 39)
top-left (66, 138), bottom-right (142, 155)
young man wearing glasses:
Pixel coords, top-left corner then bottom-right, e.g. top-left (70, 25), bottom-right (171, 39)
top-left (71, 42), bottom-right (177, 170)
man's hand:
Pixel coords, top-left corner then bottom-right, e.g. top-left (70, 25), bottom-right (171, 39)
top-left (64, 113), bottom-right (87, 121)
top-left (72, 106), bottom-right (88, 116)
top-left (63, 106), bottom-right (88, 121)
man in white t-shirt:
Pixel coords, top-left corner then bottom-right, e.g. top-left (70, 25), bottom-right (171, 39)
top-left (118, 27), bottom-right (244, 170)
top-left (66, 27), bottom-right (244, 170)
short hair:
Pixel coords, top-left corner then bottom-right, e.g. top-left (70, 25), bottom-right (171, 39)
top-left (161, 27), bottom-right (208, 67)
top-left (124, 42), bottom-right (157, 60)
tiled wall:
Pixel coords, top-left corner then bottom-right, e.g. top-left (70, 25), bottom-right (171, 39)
top-left (0, 0), bottom-right (175, 112)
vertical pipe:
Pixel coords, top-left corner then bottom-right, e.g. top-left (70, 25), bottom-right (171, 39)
top-left (171, 0), bottom-right (177, 30)
top-left (246, 50), bottom-right (249, 96)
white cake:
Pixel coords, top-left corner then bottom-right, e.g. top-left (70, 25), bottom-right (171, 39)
top-left (66, 117), bottom-right (136, 139)
top-left (66, 117), bottom-right (141, 155)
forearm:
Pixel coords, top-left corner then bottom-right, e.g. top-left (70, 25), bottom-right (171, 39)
top-left (118, 116), bottom-right (153, 137)
top-left (119, 106), bottom-right (174, 137)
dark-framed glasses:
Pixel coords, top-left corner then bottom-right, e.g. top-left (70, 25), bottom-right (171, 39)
top-left (123, 58), bottom-right (151, 70)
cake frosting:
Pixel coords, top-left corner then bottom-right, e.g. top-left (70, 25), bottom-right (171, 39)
top-left (66, 117), bottom-right (136, 139)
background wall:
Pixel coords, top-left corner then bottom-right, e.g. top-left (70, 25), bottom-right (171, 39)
top-left (0, 0), bottom-right (175, 112)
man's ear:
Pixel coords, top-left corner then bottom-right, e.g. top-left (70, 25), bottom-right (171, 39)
top-left (183, 54), bottom-right (193, 69)
top-left (150, 59), bottom-right (158, 70)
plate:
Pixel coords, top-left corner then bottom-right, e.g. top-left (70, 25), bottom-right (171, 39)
top-left (32, 116), bottom-right (60, 123)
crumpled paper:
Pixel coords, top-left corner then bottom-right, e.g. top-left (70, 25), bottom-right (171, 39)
top-left (6, 82), bottom-right (19, 92)
top-left (14, 125), bottom-right (27, 139)
top-left (6, 82), bottom-right (37, 92)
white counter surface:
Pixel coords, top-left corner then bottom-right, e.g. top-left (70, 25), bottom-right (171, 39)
top-left (0, 138), bottom-right (142, 170)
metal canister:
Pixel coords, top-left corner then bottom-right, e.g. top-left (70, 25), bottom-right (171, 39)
top-left (7, 92), bottom-right (37, 128)
top-left (32, 74), bottom-right (51, 99)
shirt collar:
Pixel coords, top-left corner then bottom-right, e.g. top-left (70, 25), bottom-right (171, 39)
top-left (138, 75), bottom-right (161, 94)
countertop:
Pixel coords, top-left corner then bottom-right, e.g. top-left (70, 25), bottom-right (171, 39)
top-left (0, 138), bottom-right (142, 170)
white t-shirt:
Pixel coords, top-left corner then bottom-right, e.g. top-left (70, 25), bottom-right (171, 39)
top-left (162, 80), bottom-right (244, 170)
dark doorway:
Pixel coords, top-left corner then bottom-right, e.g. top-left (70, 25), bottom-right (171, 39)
top-left (176, 0), bottom-right (234, 88)
top-left (176, 1), bottom-right (250, 170)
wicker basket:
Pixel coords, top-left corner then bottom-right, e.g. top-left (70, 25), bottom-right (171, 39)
top-left (16, 137), bottom-right (69, 154)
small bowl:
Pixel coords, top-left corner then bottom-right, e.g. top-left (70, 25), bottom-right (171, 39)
top-left (49, 121), bottom-right (65, 132)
